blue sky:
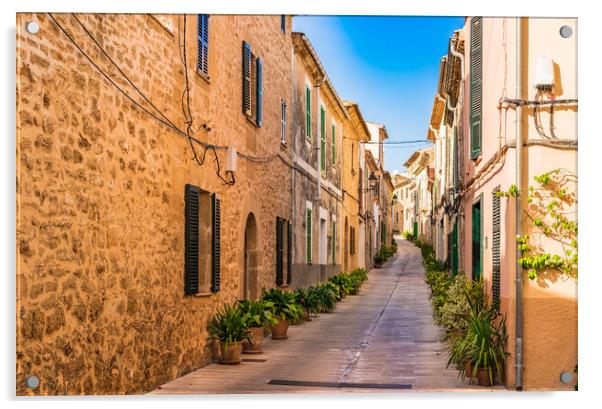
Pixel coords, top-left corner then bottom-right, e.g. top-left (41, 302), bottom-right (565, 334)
top-left (292, 16), bottom-right (465, 173)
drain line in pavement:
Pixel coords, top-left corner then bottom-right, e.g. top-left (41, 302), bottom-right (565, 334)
top-left (267, 379), bottom-right (412, 389)
top-left (337, 256), bottom-right (411, 383)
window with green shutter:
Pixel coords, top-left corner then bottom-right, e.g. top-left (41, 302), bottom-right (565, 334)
top-left (470, 17), bottom-right (483, 159)
top-left (492, 189), bottom-right (501, 311)
top-left (332, 124), bottom-right (336, 165)
top-left (320, 107), bottom-right (326, 171)
top-left (472, 198), bottom-right (482, 280)
top-left (332, 220), bottom-right (336, 265)
top-left (306, 208), bottom-right (312, 264)
top-left (305, 86), bottom-right (312, 140)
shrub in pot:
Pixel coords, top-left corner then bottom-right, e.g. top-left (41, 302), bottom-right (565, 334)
top-left (262, 288), bottom-right (303, 339)
top-left (310, 284), bottom-right (337, 313)
top-left (293, 288), bottom-right (320, 321)
top-left (328, 274), bottom-right (353, 299)
top-left (208, 305), bottom-right (250, 365)
top-left (237, 299), bottom-right (276, 354)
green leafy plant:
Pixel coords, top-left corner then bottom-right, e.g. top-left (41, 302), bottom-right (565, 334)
top-left (237, 299), bottom-right (277, 328)
top-left (309, 283), bottom-right (338, 313)
top-left (328, 274), bottom-right (354, 298)
top-left (261, 288), bottom-right (304, 322)
top-left (293, 287), bottom-right (322, 316)
top-left (208, 304), bottom-right (250, 346)
top-left (402, 231), bottom-right (414, 241)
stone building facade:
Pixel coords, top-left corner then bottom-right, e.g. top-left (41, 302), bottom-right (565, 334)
top-left (290, 33), bottom-right (344, 287)
top-left (16, 13), bottom-right (294, 395)
top-left (341, 102), bottom-right (370, 272)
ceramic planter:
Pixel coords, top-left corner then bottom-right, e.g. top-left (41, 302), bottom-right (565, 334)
top-left (242, 327), bottom-right (264, 354)
top-left (476, 367), bottom-right (496, 386)
top-left (219, 341), bottom-right (243, 365)
top-left (270, 318), bottom-right (289, 339)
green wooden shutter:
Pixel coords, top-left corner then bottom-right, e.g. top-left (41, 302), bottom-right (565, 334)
top-left (492, 190), bottom-right (501, 310)
top-left (276, 217), bottom-right (283, 286)
top-left (184, 184), bottom-right (200, 295)
top-left (451, 221), bottom-right (459, 277)
top-left (305, 86), bottom-right (311, 140)
top-left (470, 17), bottom-right (483, 159)
top-left (197, 15), bottom-right (209, 75)
top-left (332, 124), bottom-right (336, 164)
top-left (332, 220), bottom-right (336, 265)
top-left (287, 221), bottom-right (292, 284)
top-left (306, 209), bottom-right (312, 264)
top-left (472, 200), bottom-right (482, 280)
top-left (211, 193), bottom-right (221, 292)
top-left (242, 41), bottom-right (251, 116)
top-left (256, 58), bottom-right (263, 127)
top-left (320, 107), bottom-right (326, 171)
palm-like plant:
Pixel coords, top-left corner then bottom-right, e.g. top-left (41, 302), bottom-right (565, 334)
top-left (311, 284), bottom-right (337, 313)
top-left (237, 299), bottom-right (277, 328)
top-left (208, 304), bottom-right (250, 345)
top-left (261, 288), bottom-right (303, 322)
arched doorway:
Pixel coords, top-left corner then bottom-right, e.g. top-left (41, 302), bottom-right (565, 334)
top-left (243, 212), bottom-right (258, 300)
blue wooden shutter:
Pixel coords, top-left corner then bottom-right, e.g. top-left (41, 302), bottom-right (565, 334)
top-left (242, 41), bottom-right (251, 116)
top-left (197, 15), bottom-right (209, 75)
top-left (470, 17), bottom-right (483, 159)
top-left (211, 193), bottom-right (221, 292)
top-left (184, 184), bottom-right (200, 295)
top-left (276, 217), bottom-right (284, 286)
top-left (281, 15), bottom-right (286, 33)
top-left (256, 58), bottom-right (263, 127)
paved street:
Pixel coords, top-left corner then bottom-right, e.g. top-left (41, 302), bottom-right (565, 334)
top-left (150, 238), bottom-right (485, 394)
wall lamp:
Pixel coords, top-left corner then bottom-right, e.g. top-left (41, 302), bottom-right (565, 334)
top-left (361, 172), bottom-right (379, 193)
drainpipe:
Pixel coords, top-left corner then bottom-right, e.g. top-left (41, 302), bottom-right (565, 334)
top-left (514, 16), bottom-right (524, 392)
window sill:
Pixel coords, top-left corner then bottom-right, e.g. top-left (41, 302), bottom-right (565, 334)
top-left (245, 115), bottom-right (259, 128)
top-left (195, 292), bottom-right (213, 298)
top-left (196, 69), bottom-right (211, 84)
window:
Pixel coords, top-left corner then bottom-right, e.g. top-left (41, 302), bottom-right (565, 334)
top-left (276, 217), bottom-right (292, 286)
top-left (472, 197), bottom-right (482, 280)
top-left (197, 15), bottom-right (209, 76)
top-left (242, 41), bottom-right (263, 127)
top-left (492, 189), bottom-right (501, 311)
top-left (280, 15), bottom-right (286, 33)
top-left (470, 17), bottom-right (483, 159)
top-left (351, 143), bottom-right (355, 172)
top-left (305, 85), bottom-right (312, 140)
top-left (320, 107), bottom-right (326, 171)
top-left (184, 184), bottom-right (220, 295)
top-left (332, 219), bottom-right (336, 265)
top-left (306, 208), bottom-right (313, 264)
top-left (331, 124), bottom-right (336, 165)
top-left (350, 226), bottom-right (356, 256)
top-left (281, 99), bottom-right (287, 144)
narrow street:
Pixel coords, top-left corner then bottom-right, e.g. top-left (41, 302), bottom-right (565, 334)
top-left (151, 238), bottom-right (479, 394)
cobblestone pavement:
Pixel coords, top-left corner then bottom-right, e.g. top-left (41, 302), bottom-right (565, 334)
top-left (150, 238), bottom-right (498, 395)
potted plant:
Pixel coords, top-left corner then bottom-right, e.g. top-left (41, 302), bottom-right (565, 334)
top-left (262, 288), bottom-right (303, 339)
top-left (237, 299), bottom-right (276, 354)
top-left (328, 274), bottom-right (353, 299)
top-left (293, 288), bottom-right (319, 322)
top-left (307, 284), bottom-right (336, 315)
top-left (208, 304), bottom-right (250, 365)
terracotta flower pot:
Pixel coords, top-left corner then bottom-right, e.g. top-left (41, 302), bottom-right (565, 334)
top-left (219, 341), bottom-right (243, 365)
top-left (270, 318), bottom-right (289, 339)
top-left (242, 327), bottom-right (264, 354)
top-left (476, 367), bottom-right (496, 386)
top-left (304, 309), bottom-right (311, 321)
top-left (464, 360), bottom-right (473, 380)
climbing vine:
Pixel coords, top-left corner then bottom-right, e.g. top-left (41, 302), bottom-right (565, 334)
top-left (498, 169), bottom-right (577, 281)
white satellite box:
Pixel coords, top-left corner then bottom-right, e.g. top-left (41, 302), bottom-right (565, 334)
top-left (226, 146), bottom-right (237, 173)
top-left (534, 56), bottom-right (555, 92)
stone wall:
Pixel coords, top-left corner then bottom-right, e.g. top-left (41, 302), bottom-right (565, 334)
top-left (16, 13), bottom-right (293, 395)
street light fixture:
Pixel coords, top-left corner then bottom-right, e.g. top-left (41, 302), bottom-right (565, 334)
top-left (361, 172), bottom-right (378, 192)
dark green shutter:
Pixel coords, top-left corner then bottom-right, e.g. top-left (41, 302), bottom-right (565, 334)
top-left (256, 58), bottom-right (263, 127)
top-left (306, 208), bottom-right (312, 264)
top-left (492, 190), bottom-right (501, 310)
top-left (451, 222), bottom-right (459, 277)
top-left (472, 200), bottom-right (482, 280)
top-left (184, 184), bottom-right (200, 295)
top-left (320, 107), bottom-right (326, 171)
top-left (276, 217), bottom-right (284, 286)
top-left (197, 15), bottom-right (209, 75)
top-left (242, 41), bottom-right (251, 116)
top-left (305, 86), bottom-right (311, 139)
top-left (332, 220), bottom-right (336, 265)
top-left (211, 193), bottom-right (221, 292)
top-left (470, 17), bottom-right (483, 159)
top-left (332, 124), bottom-right (336, 164)
top-left (287, 221), bottom-right (292, 284)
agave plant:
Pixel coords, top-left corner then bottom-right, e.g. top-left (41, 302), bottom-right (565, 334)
top-left (208, 304), bottom-right (250, 345)
top-left (261, 288), bottom-right (304, 322)
top-left (237, 299), bottom-right (277, 328)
